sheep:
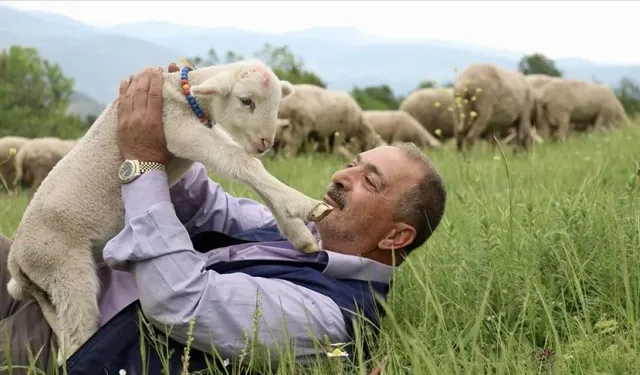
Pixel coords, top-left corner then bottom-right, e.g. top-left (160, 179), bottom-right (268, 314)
top-left (399, 87), bottom-right (457, 141)
top-left (452, 63), bottom-right (534, 154)
top-left (276, 84), bottom-right (386, 157)
top-left (534, 78), bottom-right (630, 141)
top-left (12, 137), bottom-right (78, 198)
top-left (363, 110), bottom-right (442, 148)
top-left (0, 136), bottom-right (29, 194)
top-left (7, 60), bottom-right (333, 364)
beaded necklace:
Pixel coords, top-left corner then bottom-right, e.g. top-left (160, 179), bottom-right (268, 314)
top-left (180, 62), bottom-right (213, 129)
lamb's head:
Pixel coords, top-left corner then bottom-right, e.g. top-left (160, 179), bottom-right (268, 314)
top-left (189, 60), bottom-right (294, 155)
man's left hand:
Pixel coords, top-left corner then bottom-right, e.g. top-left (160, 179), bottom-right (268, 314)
top-left (117, 67), bottom-right (169, 165)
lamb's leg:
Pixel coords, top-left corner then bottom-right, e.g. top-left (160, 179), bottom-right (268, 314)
top-left (9, 237), bottom-right (100, 364)
top-left (228, 153), bottom-right (332, 252)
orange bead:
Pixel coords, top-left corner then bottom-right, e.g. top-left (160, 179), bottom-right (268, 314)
top-left (182, 84), bottom-right (190, 90)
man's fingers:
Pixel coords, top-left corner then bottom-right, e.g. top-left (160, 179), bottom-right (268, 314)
top-left (133, 68), bottom-right (152, 111)
top-left (117, 79), bottom-right (130, 120)
top-left (168, 63), bottom-right (179, 73)
top-left (147, 67), bottom-right (164, 115)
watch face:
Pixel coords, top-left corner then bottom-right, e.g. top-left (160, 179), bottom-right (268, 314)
top-left (119, 161), bottom-right (135, 181)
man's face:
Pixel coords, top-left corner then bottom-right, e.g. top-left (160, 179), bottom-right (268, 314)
top-left (315, 145), bottom-right (423, 257)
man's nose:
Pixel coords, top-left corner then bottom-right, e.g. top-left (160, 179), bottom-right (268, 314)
top-left (331, 169), bottom-right (352, 190)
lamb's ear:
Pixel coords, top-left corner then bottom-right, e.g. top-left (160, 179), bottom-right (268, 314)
top-left (190, 72), bottom-right (234, 97)
top-left (280, 80), bottom-right (294, 99)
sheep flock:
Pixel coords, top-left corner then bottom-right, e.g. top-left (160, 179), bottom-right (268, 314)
top-left (0, 62), bottom-right (632, 198)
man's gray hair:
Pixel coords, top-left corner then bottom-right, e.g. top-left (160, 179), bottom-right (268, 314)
top-left (391, 142), bottom-right (447, 255)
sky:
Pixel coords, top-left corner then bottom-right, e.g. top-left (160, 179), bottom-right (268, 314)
top-left (3, 0), bottom-right (640, 65)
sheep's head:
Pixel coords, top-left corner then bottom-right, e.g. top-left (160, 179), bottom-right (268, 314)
top-left (190, 60), bottom-right (294, 156)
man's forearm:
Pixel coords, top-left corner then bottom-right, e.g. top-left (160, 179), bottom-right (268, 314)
top-left (168, 162), bottom-right (277, 236)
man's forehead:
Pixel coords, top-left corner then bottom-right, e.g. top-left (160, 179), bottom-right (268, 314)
top-left (356, 146), bottom-right (418, 179)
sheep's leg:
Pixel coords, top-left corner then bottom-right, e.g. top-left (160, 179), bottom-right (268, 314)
top-left (9, 238), bottom-right (100, 364)
top-left (167, 128), bottom-right (332, 253)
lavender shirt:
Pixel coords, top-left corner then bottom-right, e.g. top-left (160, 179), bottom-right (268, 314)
top-left (99, 162), bottom-right (394, 363)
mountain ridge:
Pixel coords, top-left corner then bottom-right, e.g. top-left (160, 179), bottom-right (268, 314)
top-left (1, 4), bottom-right (638, 117)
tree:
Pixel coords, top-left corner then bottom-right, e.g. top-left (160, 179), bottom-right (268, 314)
top-left (615, 77), bottom-right (640, 115)
top-left (518, 53), bottom-right (563, 77)
top-left (253, 43), bottom-right (327, 87)
top-left (351, 85), bottom-right (400, 110)
top-left (0, 45), bottom-right (86, 138)
top-left (190, 43), bottom-right (327, 88)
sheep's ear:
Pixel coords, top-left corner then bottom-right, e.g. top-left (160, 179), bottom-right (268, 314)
top-left (190, 72), bottom-right (234, 97)
top-left (280, 80), bottom-right (294, 99)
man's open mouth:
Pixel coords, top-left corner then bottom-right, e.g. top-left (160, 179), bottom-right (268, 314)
top-left (323, 194), bottom-right (342, 210)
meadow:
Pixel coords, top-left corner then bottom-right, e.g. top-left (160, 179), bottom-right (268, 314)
top-left (2, 123), bottom-right (640, 374)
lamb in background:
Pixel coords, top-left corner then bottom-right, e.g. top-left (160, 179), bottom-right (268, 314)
top-left (0, 135), bottom-right (29, 194)
top-left (12, 137), bottom-right (78, 198)
top-left (7, 60), bottom-right (333, 363)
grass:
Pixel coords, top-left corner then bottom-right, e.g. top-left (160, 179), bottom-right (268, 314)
top-left (2, 123), bottom-right (640, 374)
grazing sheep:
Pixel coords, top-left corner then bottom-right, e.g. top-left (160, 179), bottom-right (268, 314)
top-left (7, 60), bottom-right (333, 364)
top-left (0, 136), bottom-right (29, 193)
top-left (535, 78), bottom-right (630, 141)
top-left (453, 63), bottom-right (534, 154)
top-left (399, 87), bottom-right (457, 141)
top-left (277, 84), bottom-right (385, 157)
top-left (12, 137), bottom-right (78, 198)
top-left (363, 110), bottom-right (442, 148)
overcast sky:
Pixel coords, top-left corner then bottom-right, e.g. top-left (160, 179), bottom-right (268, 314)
top-left (3, 0), bottom-right (639, 65)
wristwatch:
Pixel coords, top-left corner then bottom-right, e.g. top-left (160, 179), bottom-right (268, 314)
top-left (118, 159), bottom-right (166, 184)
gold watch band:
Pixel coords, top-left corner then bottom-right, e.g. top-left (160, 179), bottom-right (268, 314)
top-left (139, 161), bottom-right (166, 173)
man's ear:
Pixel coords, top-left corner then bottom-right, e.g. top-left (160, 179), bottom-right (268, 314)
top-left (190, 72), bottom-right (234, 97)
top-left (280, 80), bottom-right (294, 99)
top-left (378, 223), bottom-right (416, 251)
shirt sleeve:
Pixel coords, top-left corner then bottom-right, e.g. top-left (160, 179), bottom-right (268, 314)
top-left (165, 162), bottom-right (277, 237)
top-left (103, 170), bottom-right (348, 361)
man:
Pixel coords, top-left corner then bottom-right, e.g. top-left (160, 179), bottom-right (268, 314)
top-left (0, 65), bottom-right (446, 374)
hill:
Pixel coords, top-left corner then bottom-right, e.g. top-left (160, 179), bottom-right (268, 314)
top-left (67, 91), bottom-right (106, 119)
top-left (1, 4), bottom-right (639, 107)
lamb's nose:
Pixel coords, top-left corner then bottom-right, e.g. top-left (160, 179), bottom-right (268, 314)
top-left (260, 138), bottom-right (272, 151)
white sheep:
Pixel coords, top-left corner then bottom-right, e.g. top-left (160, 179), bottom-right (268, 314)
top-left (7, 59), bottom-right (333, 363)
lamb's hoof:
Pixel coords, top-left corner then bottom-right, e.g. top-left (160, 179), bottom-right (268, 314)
top-left (299, 241), bottom-right (320, 254)
top-left (307, 203), bottom-right (333, 222)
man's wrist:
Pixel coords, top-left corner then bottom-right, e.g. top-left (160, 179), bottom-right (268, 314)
top-left (121, 170), bottom-right (172, 220)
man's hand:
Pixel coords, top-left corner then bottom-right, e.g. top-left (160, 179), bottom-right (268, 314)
top-left (117, 67), bottom-right (169, 165)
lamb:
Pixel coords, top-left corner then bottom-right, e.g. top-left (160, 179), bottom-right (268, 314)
top-left (363, 110), bottom-right (442, 148)
top-left (452, 63), bottom-right (534, 154)
top-left (12, 137), bottom-right (78, 198)
top-left (276, 84), bottom-right (385, 157)
top-left (7, 60), bottom-right (333, 363)
top-left (0, 136), bottom-right (29, 193)
top-left (399, 87), bottom-right (457, 141)
top-left (534, 78), bottom-right (630, 141)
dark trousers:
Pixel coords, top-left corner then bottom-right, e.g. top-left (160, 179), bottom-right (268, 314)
top-left (0, 234), bottom-right (57, 374)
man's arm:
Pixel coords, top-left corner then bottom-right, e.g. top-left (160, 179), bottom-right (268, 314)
top-left (164, 162), bottom-right (276, 236)
top-left (104, 170), bottom-right (348, 361)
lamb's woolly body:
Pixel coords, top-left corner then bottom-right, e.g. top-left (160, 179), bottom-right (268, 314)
top-left (453, 63), bottom-right (534, 153)
top-left (0, 136), bottom-right (29, 193)
top-left (535, 78), bottom-right (630, 141)
top-left (363, 110), bottom-right (442, 148)
top-left (7, 60), bottom-right (332, 364)
top-left (399, 88), bottom-right (457, 141)
top-left (276, 84), bottom-right (385, 157)
top-left (12, 137), bottom-right (78, 196)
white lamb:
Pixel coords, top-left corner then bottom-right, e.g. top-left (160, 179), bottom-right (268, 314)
top-left (6, 59), bottom-right (333, 363)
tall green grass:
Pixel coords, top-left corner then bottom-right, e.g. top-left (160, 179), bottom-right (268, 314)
top-left (2, 124), bottom-right (640, 374)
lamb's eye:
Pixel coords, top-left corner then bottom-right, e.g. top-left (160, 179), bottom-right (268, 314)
top-left (240, 97), bottom-right (253, 106)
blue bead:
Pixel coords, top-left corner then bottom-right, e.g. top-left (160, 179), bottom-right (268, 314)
top-left (196, 110), bottom-right (202, 116)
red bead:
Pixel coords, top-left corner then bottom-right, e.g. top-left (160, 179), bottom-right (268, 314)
top-left (199, 117), bottom-right (207, 123)
top-left (183, 89), bottom-right (190, 95)
top-left (181, 79), bottom-right (188, 84)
